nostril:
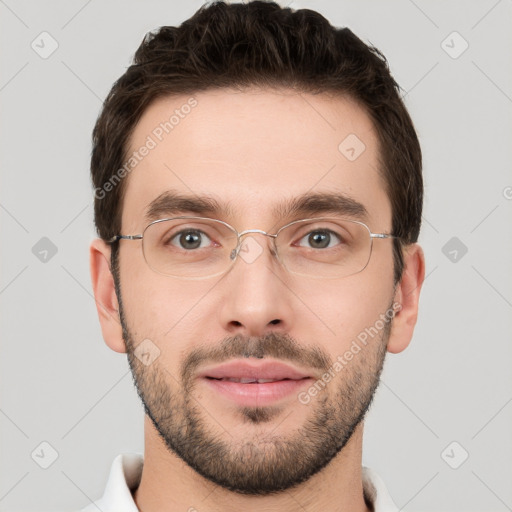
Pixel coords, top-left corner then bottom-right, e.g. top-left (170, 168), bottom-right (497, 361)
top-left (269, 319), bottom-right (281, 325)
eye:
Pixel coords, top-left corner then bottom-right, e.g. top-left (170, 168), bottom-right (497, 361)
top-left (169, 229), bottom-right (212, 250)
top-left (297, 229), bottom-right (341, 249)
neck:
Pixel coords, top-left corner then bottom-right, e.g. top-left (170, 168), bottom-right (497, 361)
top-left (133, 416), bottom-right (371, 512)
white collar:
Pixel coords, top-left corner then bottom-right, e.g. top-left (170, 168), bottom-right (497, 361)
top-left (81, 453), bottom-right (398, 512)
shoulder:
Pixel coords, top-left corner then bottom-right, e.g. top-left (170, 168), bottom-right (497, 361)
top-left (78, 453), bottom-right (143, 512)
top-left (362, 466), bottom-right (399, 512)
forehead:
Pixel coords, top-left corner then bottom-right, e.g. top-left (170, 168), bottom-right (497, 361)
top-left (121, 88), bottom-right (390, 230)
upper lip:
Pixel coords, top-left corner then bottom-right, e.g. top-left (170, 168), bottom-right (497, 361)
top-left (199, 360), bottom-right (312, 380)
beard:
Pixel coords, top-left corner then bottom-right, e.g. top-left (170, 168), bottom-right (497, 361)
top-left (115, 275), bottom-right (390, 495)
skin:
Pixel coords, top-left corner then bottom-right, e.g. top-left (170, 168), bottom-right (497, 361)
top-left (90, 88), bottom-right (425, 512)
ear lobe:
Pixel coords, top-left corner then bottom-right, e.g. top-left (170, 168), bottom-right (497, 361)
top-left (387, 243), bottom-right (425, 354)
top-left (89, 238), bottom-right (126, 354)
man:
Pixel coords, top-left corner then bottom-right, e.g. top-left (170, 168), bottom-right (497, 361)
top-left (85, 1), bottom-right (424, 510)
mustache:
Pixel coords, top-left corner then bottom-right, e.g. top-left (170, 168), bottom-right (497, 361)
top-left (181, 331), bottom-right (333, 384)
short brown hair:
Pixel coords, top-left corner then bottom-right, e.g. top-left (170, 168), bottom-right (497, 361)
top-left (91, 0), bottom-right (422, 283)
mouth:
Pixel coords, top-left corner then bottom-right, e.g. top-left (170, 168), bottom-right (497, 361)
top-left (198, 360), bottom-right (313, 407)
top-left (206, 377), bottom-right (306, 383)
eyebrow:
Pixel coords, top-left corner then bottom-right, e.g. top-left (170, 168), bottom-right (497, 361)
top-left (143, 190), bottom-right (368, 224)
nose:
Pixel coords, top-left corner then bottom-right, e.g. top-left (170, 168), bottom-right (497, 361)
top-left (217, 233), bottom-right (295, 337)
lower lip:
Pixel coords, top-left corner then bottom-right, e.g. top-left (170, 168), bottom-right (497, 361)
top-left (201, 377), bottom-right (312, 407)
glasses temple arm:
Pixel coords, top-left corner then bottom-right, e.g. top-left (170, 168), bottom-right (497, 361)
top-left (107, 234), bottom-right (143, 243)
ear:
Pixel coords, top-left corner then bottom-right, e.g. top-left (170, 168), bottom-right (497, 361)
top-left (89, 238), bottom-right (126, 354)
top-left (387, 243), bottom-right (425, 354)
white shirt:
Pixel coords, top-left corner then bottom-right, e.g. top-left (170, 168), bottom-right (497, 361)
top-left (80, 453), bottom-right (399, 512)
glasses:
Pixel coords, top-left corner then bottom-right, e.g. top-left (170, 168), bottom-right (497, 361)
top-left (108, 216), bottom-right (396, 280)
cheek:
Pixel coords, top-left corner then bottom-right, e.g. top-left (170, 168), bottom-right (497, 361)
top-left (119, 256), bottom-right (218, 357)
top-left (291, 267), bottom-right (394, 357)
top-left (119, 253), bottom-right (173, 332)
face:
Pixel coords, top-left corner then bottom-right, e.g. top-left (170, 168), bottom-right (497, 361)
top-left (113, 88), bottom-right (398, 494)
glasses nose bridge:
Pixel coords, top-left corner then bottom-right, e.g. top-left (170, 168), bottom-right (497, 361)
top-left (237, 229), bottom-right (278, 252)
top-left (237, 228), bottom-right (277, 239)
top-left (230, 228), bottom-right (279, 262)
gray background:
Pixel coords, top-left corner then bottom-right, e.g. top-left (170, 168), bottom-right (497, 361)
top-left (1, 1), bottom-right (511, 511)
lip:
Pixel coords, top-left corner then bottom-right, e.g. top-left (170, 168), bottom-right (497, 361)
top-left (198, 359), bottom-right (313, 407)
top-left (198, 359), bottom-right (311, 381)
